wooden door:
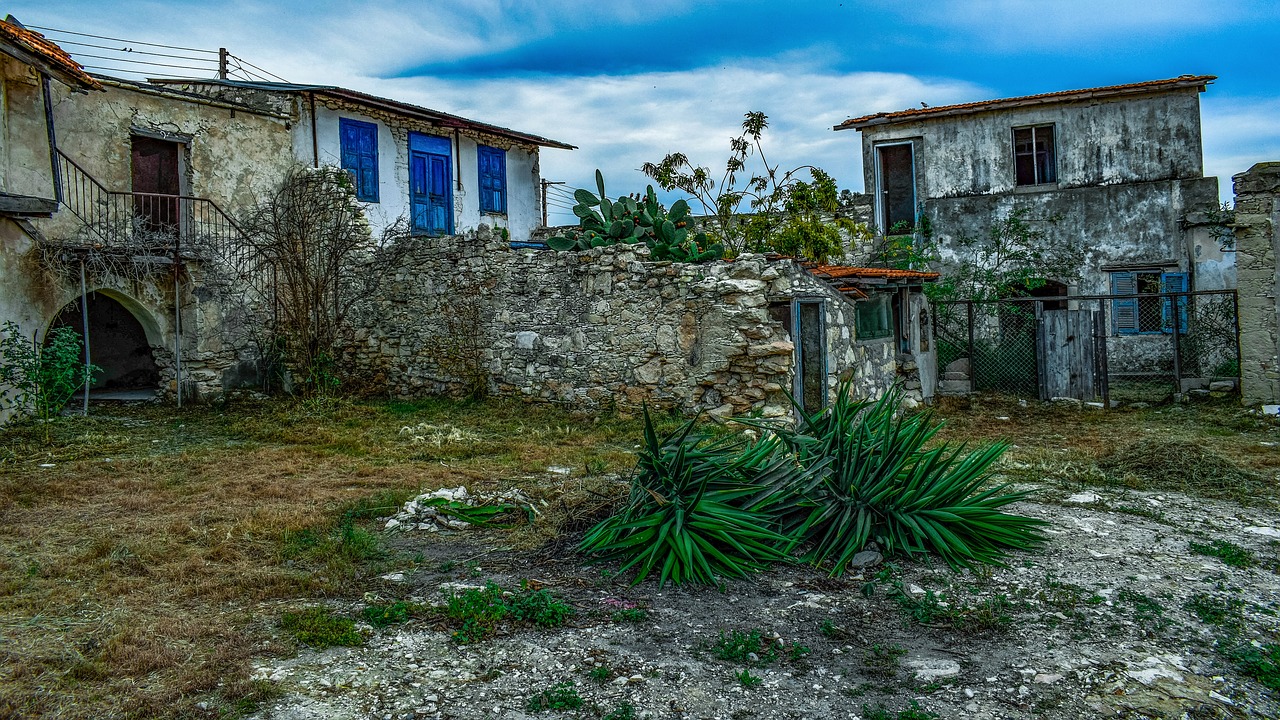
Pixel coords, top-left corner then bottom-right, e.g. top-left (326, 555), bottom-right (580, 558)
top-left (877, 144), bottom-right (915, 233)
top-left (1037, 308), bottom-right (1095, 400)
top-left (130, 136), bottom-right (181, 233)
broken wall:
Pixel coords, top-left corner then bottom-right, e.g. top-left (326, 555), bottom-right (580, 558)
top-left (1235, 162), bottom-right (1280, 405)
top-left (343, 227), bottom-right (923, 416)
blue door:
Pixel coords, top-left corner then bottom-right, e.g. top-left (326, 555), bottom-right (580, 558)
top-left (409, 132), bottom-right (452, 235)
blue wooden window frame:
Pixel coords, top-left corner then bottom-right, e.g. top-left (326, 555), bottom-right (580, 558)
top-left (791, 298), bottom-right (829, 415)
top-left (477, 145), bottom-right (507, 215)
top-left (1111, 270), bottom-right (1188, 335)
top-left (409, 132), bottom-right (453, 236)
top-left (339, 118), bottom-right (379, 203)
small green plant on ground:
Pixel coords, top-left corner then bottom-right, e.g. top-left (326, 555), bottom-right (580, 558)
top-left (525, 682), bottom-right (583, 713)
top-left (862, 644), bottom-right (907, 679)
top-left (1226, 642), bottom-right (1280, 691)
top-left (611, 608), bottom-right (648, 623)
top-left (1116, 588), bottom-right (1170, 637)
top-left (1190, 539), bottom-right (1256, 569)
top-left (587, 666), bottom-right (612, 683)
top-left (890, 583), bottom-right (1013, 633)
top-left (443, 582), bottom-right (575, 644)
top-left (1184, 594), bottom-right (1246, 631)
top-left (736, 669), bottom-right (763, 687)
top-left (280, 607), bottom-right (363, 648)
top-left (708, 628), bottom-right (779, 666)
top-left (362, 601), bottom-right (415, 628)
top-left (603, 702), bottom-right (638, 720)
top-left (788, 643), bottom-right (811, 661)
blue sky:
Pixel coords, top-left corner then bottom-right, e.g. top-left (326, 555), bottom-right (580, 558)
top-left (18, 0), bottom-right (1280, 223)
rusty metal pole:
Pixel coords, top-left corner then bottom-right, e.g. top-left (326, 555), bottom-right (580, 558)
top-left (1170, 290), bottom-right (1182, 398)
top-left (218, 48), bottom-right (228, 79)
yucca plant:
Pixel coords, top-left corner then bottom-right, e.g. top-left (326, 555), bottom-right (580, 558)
top-left (764, 382), bottom-right (1046, 574)
top-left (579, 407), bottom-right (802, 587)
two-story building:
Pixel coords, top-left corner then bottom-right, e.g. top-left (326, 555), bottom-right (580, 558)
top-left (147, 79), bottom-right (575, 244)
top-left (837, 75), bottom-right (1225, 301)
top-left (837, 76), bottom-right (1229, 395)
top-left (0, 19), bottom-right (574, 407)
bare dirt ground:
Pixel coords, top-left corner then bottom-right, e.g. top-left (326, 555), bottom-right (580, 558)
top-left (2, 396), bottom-right (1279, 720)
top-left (247, 482), bottom-right (1280, 720)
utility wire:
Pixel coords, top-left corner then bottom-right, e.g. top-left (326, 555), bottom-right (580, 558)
top-left (230, 54), bottom-right (289, 83)
top-left (29, 25), bottom-right (219, 54)
top-left (65, 52), bottom-right (217, 71)
top-left (43, 38), bottom-right (215, 62)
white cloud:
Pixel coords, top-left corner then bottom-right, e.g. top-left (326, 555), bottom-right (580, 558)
top-left (1202, 97), bottom-right (1280, 201)
top-left (360, 66), bottom-right (985, 223)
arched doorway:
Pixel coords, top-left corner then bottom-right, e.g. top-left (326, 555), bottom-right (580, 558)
top-left (48, 292), bottom-right (160, 395)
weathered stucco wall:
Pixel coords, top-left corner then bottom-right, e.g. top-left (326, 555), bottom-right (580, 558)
top-left (343, 228), bottom-right (925, 416)
top-left (304, 99), bottom-right (543, 243)
top-left (1235, 162), bottom-right (1280, 405)
top-left (859, 88), bottom-right (1206, 203)
top-left (37, 78), bottom-right (294, 241)
top-left (1, 55), bottom-right (56, 201)
top-left (924, 176), bottom-right (1223, 295)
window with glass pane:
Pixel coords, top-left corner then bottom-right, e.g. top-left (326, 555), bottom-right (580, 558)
top-left (1013, 125), bottom-right (1056, 186)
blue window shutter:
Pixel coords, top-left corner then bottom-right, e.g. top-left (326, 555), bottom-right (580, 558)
top-left (1111, 272), bottom-right (1138, 335)
top-left (478, 145), bottom-right (506, 214)
top-left (1161, 272), bottom-right (1189, 334)
top-left (339, 118), bottom-right (379, 202)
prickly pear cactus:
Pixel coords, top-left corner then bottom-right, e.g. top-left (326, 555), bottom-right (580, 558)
top-left (545, 170), bottom-right (723, 263)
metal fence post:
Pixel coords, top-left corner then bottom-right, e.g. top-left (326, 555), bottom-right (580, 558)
top-left (1097, 300), bottom-right (1110, 410)
top-left (1232, 290), bottom-right (1243, 385)
top-left (1170, 290), bottom-right (1182, 398)
top-left (966, 301), bottom-right (976, 393)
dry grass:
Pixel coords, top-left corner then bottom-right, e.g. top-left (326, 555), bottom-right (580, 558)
top-left (1, 393), bottom-right (1274, 719)
top-left (931, 394), bottom-right (1280, 503)
top-left (0, 397), bottom-right (660, 720)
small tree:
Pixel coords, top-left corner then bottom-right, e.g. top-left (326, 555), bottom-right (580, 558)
top-left (241, 166), bottom-right (406, 396)
top-left (927, 209), bottom-right (1083, 303)
top-left (0, 322), bottom-right (100, 434)
top-left (643, 112), bottom-right (858, 259)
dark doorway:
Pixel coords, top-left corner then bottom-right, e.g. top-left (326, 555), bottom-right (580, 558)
top-left (49, 293), bottom-right (159, 391)
top-left (131, 136), bottom-right (182, 233)
top-left (793, 299), bottom-right (827, 415)
top-left (877, 143), bottom-right (915, 233)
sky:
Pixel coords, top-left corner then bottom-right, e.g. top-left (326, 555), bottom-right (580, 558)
top-left (16, 0), bottom-right (1280, 224)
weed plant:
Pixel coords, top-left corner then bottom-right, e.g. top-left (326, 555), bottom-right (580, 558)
top-left (1190, 539), bottom-right (1256, 568)
top-left (443, 582), bottom-right (574, 643)
top-left (525, 682), bottom-right (583, 712)
top-left (709, 629), bottom-right (779, 666)
top-left (363, 601), bottom-right (415, 628)
top-left (862, 644), bottom-right (907, 679)
top-left (280, 607), bottom-right (362, 648)
top-left (736, 669), bottom-right (763, 687)
top-left (604, 702), bottom-right (638, 720)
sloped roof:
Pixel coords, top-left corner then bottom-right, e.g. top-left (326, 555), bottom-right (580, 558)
top-left (806, 265), bottom-right (939, 281)
top-left (0, 17), bottom-right (101, 91)
top-left (835, 75), bottom-right (1215, 131)
top-left (149, 78), bottom-right (575, 150)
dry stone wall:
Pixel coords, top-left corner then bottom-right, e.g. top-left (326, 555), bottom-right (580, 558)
top-left (343, 227), bottom-right (903, 415)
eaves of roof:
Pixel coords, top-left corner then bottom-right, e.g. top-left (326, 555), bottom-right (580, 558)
top-left (0, 18), bottom-right (102, 91)
top-left (834, 75), bottom-right (1216, 131)
top-left (148, 78), bottom-right (576, 150)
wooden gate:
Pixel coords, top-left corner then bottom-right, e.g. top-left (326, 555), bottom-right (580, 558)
top-left (1036, 308), bottom-right (1096, 400)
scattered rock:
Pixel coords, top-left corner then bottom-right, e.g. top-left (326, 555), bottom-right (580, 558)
top-left (846, 551), bottom-right (883, 570)
top-left (907, 658), bottom-right (962, 682)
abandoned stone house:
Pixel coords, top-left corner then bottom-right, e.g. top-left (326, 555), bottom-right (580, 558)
top-left (837, 75), bottom-right (1232, 393)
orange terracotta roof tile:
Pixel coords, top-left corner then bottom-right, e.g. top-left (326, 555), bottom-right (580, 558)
top-left (806, 265), bottom-right (939, 281)
top-left (0, 19), bottom-right (101, 91)
top-left (835, 75), bottom-right (1215, 131)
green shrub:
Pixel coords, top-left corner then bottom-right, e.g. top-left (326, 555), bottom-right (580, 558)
top-left (603, 702), bottom-right (638, 720)
top-left (0, 321), bottom-right (100, 430)
top-left (709, 628), bottom-right (778, 666)
top-left (1189, 539), bottom-right (1256, 568)
top-left (579, 407), bottom-right (801, 586)
top-left (443, 582), bottom-right (575, 643)
top-left (280, 607), bottom-right (362, 648)
top-left (1227, 642), bottom-right (1280, 691)
top-left (363, 601), bottom-right (414, 628)
top-left (764, 383), bottom-right (1046, 573)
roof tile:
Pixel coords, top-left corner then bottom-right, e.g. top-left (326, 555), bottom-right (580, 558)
top-left (835, 75), bottom-right (1214, 130)
top-left (0, 20), bottom-right (101, 90)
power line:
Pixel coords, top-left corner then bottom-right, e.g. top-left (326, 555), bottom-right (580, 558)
top-left (29, 25), bottom-right (219, 54)
top-left (43, 38), bottom-right (216, 62)
top-left (230, 54), bottom-right (289, 83)
top-left (66, 52), bottom-right (217, 71)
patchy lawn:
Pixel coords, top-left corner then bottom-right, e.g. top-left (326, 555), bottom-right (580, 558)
top-left (0, 395), bottom-right (1277, 719)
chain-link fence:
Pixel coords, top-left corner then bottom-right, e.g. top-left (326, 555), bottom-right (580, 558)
top-left (935, 290), bottom-right (1240, 404)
